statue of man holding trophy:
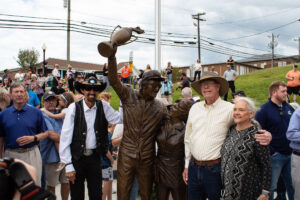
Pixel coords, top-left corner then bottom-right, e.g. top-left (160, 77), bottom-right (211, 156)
top-left (98, 26), bottom-right (168, 200)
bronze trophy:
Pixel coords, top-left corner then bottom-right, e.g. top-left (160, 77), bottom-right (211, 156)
top-left (98, 26), bottom-right (144, 58)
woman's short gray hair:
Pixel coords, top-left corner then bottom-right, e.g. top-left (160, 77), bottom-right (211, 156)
top-left (235, 97), bottom-right (256, 114)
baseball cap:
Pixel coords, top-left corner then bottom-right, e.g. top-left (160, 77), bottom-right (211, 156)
top-left (43, 91), bottom-right (57, 100)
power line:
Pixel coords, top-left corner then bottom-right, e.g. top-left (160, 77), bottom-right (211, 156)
top-left (206, 5), bottom-right (300, 25)
top-left (0, 17), bottom-right (264, 56)
top-left (0, 22), bottom-right (256, 58)
top-left (217, 19), bottom-right (300, 41)
top-left (0, 13), bottom-right (279, 53)
top-left (0, 14), bottom-right (278, 59)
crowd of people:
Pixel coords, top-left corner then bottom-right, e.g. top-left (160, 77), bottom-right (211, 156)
top-left (0, 56), bottom-right (299, 200)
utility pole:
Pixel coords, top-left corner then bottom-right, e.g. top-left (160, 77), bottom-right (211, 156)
top-left (192, 13), bottom-right (206, 63)
top-left (268, 33), bottom-right (278, 67)
top-left (67, 0), bottom-right (71, 65)
top-left (64, 0), bottom-right (71, 65)
top-left (155, 0), bottom-right (161, 71)
top-left (294, 37), bottom-right (300, 60)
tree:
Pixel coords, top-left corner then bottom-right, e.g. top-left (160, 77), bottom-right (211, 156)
top-left (16, 48), bottom-right (40, 70)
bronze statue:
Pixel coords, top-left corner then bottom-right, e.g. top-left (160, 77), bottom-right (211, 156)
top-left (155, 99), bottom-right (193, 200)
top-left (98, 26), bottom-right (144, 58)
top-left (99, 26), bottom-right (168, 200)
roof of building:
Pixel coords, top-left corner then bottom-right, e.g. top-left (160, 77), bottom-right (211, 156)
top-left (201, 54), bottom-right (299, 66)
top-left (236, 54), bottom-right (298, 63)
top-left (0, 58), bottom-right (130, 73)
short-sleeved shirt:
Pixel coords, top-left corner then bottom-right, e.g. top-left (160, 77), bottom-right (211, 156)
top-left (286, 70), bottom-right (300, 87)
top-left (166, 66), bottom-right (173, 74)
top-left (121, 67), bottom-right (132, 78)
top-left (52, 68), bottom-right (60, 78)
top-left (51, 87), bottom-right (65, 95)
top-left (111, 124), bottom-right (124, 140)
top-left (223, 70), bottom-right (237, 81)
top-left (67, 69), bottom-right (74, 79)
top-left (15, 73), bottom-right (24, 82)
top-left (181, 78), bottom-right (190, 90)
top-left (28, 90), bottom-right (40, 107)
top-left (0, 104), bottom-right (48, 148)
top-left (161, 81), bottom-right (173, 94)
top-left (40, 112), bottom-right (63, 164)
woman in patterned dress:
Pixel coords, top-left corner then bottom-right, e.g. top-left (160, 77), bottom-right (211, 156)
top-left (221, 97), bottom-right (271, 200)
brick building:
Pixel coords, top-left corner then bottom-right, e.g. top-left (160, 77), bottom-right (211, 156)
top-left (177, 54), bottom-right (300, 77)
top-left (0, 58), bottom-right (134, 81)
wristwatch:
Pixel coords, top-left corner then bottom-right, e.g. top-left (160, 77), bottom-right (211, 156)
top-left (34, 135), bottom-right (38, 142)
top-left (262, 190), bottom-right (269, 198)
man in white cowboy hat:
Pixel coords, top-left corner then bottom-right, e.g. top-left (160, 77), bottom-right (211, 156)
top-left (183, 72), bottom-right (272, 200)
top-left (59, 74), bottom-right (123, 200)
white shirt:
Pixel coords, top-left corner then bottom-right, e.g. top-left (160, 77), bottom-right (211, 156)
top-left (184, 97), bottom-right (234, 168)
top-left (223, 70), bottom-right (237, 81)
top-left (59, 99), bottom-right (123, 172)
top-left (15, 73), bottom-right (24, 81)
top-left (52, 68), bottom-right (60, 77)
top-left (194, 63), bottom-right (202, 71)
top-left (111, 124), bottom-right (124, 140)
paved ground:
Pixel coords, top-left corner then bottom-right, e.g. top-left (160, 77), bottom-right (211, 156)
top-left (54, 160), bottom-right (142, 200)
top-left (55, 179), bottom-right (118, 200)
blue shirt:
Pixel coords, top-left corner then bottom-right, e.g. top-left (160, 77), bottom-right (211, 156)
top-left (0, 104), bottom-right (48, 148)
top-left (161, 81), bottom-right (173, 95)
top-left (255, 99), bottom-right (294, 155)
top-left (101, 132), bottom-right (113, 169)
top-left (40, 112), bottom-right (63, 164)
top-left (287, 107), bottom-right (300, 152)
top-left (28, 90), bottom-right (40, 107)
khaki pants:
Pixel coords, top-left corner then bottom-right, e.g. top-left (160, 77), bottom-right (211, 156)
top-left (4, 146), bottom-right (42, 186)
top-left (161, 94), bottom-right (173, 104)
top-left (292, 154), bottom-right (300, 199)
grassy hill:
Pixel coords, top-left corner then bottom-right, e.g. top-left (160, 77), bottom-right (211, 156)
top-left (108, 63), bottom-right (300, 109)
top-left (234, 64), bottom-right (300, 106)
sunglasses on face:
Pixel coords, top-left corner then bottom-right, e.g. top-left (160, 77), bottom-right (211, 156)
top-left (84, 86), bottom-right (100, 92)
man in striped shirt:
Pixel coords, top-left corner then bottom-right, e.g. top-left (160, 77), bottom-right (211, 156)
top-left (183, 72), bottom-right (272, 200)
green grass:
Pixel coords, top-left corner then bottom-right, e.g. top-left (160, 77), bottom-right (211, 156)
top-left (108, 63), bottom-right (300, 109)
top-left (234, 63), bottom-right (300, 106)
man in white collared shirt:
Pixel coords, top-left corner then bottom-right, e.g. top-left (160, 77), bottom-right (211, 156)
top-left (59, 75), bottom-right (122, 200)
top-left (183, 72), bottom-right (272, 200)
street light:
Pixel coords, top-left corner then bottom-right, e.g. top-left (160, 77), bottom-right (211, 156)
top-left (42, 43), bottom-right (47, 76)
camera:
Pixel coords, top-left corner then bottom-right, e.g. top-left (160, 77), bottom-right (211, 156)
top-left (0, 157), bottom-right (56, 200)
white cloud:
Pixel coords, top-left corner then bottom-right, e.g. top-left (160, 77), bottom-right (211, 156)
top-left (0, 0), bottom-right (299, 71)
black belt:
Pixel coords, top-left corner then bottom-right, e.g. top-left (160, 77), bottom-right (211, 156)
top-left (293, 151), bottom-right (300, 156)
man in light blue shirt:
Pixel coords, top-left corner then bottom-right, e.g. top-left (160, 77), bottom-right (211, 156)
top-left (40, 91), bottom-right (69, 200)
top-left (23, 80), bottom-right (40, 108)
top-left (287, 107), bottom-right (300, 199)
top-left (161, 76), bottom-right (173, 104)
top-left (223, 65), bottom-right (238, 101)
